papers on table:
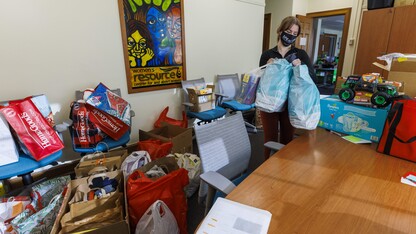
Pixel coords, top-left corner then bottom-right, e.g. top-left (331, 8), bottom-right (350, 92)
top-left (401, 172), bottom-right (416, 187)
top-left (196, 197), bottom-right (271, 234)
top-left (341, 135), bottom-right (372, 144)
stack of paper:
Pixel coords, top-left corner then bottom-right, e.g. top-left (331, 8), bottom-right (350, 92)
top-left (196, 197), bottom-right (271, 234)
top-left (401, 172), bottom-right (416, 187)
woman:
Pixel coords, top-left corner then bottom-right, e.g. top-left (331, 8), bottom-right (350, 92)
top-left (259, 16), bottom-right (316, 159)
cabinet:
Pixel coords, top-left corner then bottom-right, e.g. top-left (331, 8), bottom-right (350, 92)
top-left (354, 5), bottom-right (416, 76)
top-left (315, 67), bottom-right (336, 85)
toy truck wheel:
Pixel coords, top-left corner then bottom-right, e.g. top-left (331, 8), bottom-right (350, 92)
top-left (371, 92), bottom-right (390, 108)
top-left (339, 88), bottom-right (355, 102)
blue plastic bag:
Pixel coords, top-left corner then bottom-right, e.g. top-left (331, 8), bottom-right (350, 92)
top-left (288, 65), bottom-right (320, 130)
top-left (255, 59), bottom-right (292, 113)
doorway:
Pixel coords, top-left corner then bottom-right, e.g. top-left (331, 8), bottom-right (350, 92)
top-left (305, 8), bottom-right (351, 94)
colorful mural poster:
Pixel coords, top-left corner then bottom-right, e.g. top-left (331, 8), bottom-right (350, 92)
top-left (118, 0), bottom-right (186, 93)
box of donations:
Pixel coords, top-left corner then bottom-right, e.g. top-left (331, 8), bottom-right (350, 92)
top-left (318, 96), bottom-right (389, 142)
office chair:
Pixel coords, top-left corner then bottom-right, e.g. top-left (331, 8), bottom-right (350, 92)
top-left (194, 112), bottom-right (252, 215)
top-left (216, 73), bottom-right (257, 133)
top-left (181, 78), bottom-right (227, 125)
top-left (70, 88), bottom-right (133, 155)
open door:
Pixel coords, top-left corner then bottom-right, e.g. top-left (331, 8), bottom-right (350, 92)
top-left (295, 15), bottom-right (314, 59)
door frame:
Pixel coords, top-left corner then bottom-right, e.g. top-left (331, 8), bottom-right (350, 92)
top-left (306, 8), bottom-right (351, 77)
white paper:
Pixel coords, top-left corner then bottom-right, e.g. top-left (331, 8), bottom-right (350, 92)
top-left (196, 197), bottom-right (272, 234)
top-left (300, 37), bottom-right (307, 46)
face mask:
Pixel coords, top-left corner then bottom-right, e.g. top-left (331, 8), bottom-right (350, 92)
top-left (280, 32), bottom-right (297, 47)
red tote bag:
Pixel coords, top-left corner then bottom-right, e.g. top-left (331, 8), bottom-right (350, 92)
top-left (0, 99), bottom-right (64, 161)
top-left (127, 168), bottom-right (189, 234)
top-left (377, 97), bottom-right (416, 161)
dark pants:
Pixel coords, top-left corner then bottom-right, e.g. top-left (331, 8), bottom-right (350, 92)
top-left (260, 108), bottom-right (294, 159)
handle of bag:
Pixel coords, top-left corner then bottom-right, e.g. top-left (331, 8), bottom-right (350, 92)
top-left (384, 101), bottom-right (416, 154)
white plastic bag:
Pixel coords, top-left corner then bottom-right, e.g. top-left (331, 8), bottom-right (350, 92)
top-left (0, 114), bottom-right (19, 166)
top-left (255, 59), bottom-right (293, 113)
top-left (288, 65), bottom-right (320, 130)
top-left (135, 200), bottom-right (179, 234)
top-left (121, 151), bottom-right (151, 179)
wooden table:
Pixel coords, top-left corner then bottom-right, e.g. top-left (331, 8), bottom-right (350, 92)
top-left (226, 128), bottom-right (416, 234)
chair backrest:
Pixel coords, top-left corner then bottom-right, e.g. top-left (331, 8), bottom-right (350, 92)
top-left (194, 112), bottom-right (251, 180)
top-left (181, 78), bottom-right (205, 103)
top-left (216, 73), bottom-right (240, 102)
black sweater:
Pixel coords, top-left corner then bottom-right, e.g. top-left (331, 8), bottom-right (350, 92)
top-left (259, 46), bottom-right (317, 83)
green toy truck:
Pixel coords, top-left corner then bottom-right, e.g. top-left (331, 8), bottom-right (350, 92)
top-left (338, 75), bottom-right (397, 108)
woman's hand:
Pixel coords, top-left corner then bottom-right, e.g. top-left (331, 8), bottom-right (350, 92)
top-left (292, 59), bottom-right (301, 66)
top-left (267, 58), bottom-right (275, 64)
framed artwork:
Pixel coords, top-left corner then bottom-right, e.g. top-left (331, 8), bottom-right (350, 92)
top-left (118, 0), bottom-right (186, 93)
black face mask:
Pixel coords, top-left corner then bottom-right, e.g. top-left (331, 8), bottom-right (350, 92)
top-left (280, 32), bottom-right (297, 47)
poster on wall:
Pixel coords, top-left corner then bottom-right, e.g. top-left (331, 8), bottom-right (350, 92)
top-left (118, 0), bottom-right (186, 93)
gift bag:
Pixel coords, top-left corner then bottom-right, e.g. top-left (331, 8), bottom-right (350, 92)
top-left (138, 139), bottom-right (173, 160)
top-left (85, 104), bottom-right (130, 141)
top-left (288, 64), bottom-right (320, 130)
top-left (154, 106), bottom-right (187, 129)
top-left (0, 99), bottom-right (64, 161)
top-left (127, 157), bottom-right (189, 234)
top-left (0, 114), bottom-right (19, 166)
top-left (86, 83), bottom-right (131, 126)
top-left (135, 200), bottom-right (179, 234)
top-left (13, 190), bottom-right (66, 234)
top-left (237, 66), bottom-right (264, 105)
top-left (255, 59), bottom-right (293, 113)
top-left (0, 196), bottom-right (31, 233)
top-left (377, 97), bottom-right (416, 161)
top-left (70, 101), bottom-right (105, 149)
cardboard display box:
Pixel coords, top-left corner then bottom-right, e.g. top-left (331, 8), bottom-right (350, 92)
top-left (373, 56), bottom-right (416, 97)
top-left (139, 124), bottom-right (193, 154)
top-left (187, 84), bottom-right (215, 112)
top-left (394, 0), bottom-right (415, 7)
top-left (319, 96), bottom-right (389, 142)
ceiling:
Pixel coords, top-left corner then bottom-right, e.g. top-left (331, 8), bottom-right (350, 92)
top-left (320, 15), bottom-right (345, 31)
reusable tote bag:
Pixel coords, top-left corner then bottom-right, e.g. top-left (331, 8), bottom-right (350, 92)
top-left (377, 97), bottom-right (416, 161)
top-left (255, 59), bottom-right (292, 113)
top-left (288, 64), bottom-right (320, 130)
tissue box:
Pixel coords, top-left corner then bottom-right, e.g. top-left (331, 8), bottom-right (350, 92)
top-left (318, 96), bottom-right (389, 142)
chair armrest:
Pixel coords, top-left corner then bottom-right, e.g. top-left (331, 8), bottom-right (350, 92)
top-left (214, 93), bottom-right (228, 98)
top-left (200, 171), bottom-right (236, 195)
top-left (182, 102), bottom-right (194, 107)
top-left (264, 141), bottom-right (285, 152)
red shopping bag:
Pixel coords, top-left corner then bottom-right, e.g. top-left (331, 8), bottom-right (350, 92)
top-left (70, 102), bottom-right (105, 148)
top-left (377, 97), bottom-right (416, 161)
top-left (127, 168), bottom-right (189, 234)
top-left (85, 104), bottom-right (129, 140)
top-left (0, 99), bottom-right (64, 161)
top-left (137, 139), bottom-right (173, 160)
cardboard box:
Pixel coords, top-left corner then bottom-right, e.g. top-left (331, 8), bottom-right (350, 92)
top-left (139, 124), bottom-right (193, 154)
top-left (318, 96), bottom-right (389, 142)
top-left (387, 58), bottom-right (416, 97)
top-left (394, 0), bottom-right (415, 7)
top-left (187, 84), bottom-right (215, 112)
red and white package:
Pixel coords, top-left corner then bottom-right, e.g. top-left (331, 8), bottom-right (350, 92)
top-left (85, 104), bottom-right (129, 140)
top-left (70, 102), bottom-right (105, 148)
top-left (0, 99), bottom-right (64, 161)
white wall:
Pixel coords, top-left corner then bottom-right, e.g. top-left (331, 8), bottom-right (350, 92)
top-left (304, 0), bottom-right (365, 76)
top-left (265, 0), bottom-right (365, 76)
top-left (0, 0), bottom-right (265, 160)
top-left (265, 0), bottom-right (293, 49)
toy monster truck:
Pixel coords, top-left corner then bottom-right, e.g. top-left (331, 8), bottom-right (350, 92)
top-left (338, 75), bottom-right (397, 108)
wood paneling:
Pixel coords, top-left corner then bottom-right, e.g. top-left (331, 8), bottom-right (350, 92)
top-left (354, 8), bottom-right (394, 75)
top-left (387, 5), bottom-right (416, 53)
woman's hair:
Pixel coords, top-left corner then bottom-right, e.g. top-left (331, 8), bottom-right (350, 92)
top-left (276, 16), bottom-right (302, 36)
